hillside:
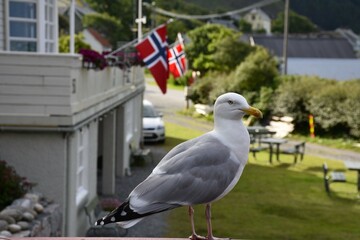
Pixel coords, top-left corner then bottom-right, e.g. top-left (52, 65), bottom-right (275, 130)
top-left (183, 0), bottom-right (360, 33)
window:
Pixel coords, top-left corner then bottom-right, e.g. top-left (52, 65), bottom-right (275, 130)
top-left (44, 0), bottom-right (55, 52)
top-left (76, 127), bottom-right (89, 205)
top-left (8, 0), bottom-right (57, 52)
top-left (9, 0), bottom-right (37, 52)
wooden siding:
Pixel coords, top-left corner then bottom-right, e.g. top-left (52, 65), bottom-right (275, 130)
top-left (0, 52), bottom-right (145, 127)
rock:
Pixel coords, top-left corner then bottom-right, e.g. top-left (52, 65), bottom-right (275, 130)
top-left (0, 230), bottom-right (12, 237)
top-left (17, 221), bottom-right (30, 230)
top-left (8, 224), bottom-right (21, 233)
top-left (12, 230), bottom-right (30, 237)
top-left (24, 193), bottom-right (41, 203)
top-left (12, 198), bottom-right (34, 209)
top-left (34, 203), bottom-right (44, 213)
top-left (0, 208), bottom-right (22, 221)
top-left (22, 212), bottom-right (35, 222)
top-left (0, 220), bottom-right (8, 231)
top-left (0, 214), bottom-right (16, 224)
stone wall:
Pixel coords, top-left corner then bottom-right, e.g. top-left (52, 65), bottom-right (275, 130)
top-left (0, 193), bottom-right (62, 237)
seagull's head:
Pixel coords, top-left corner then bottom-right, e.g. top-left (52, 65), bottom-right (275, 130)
top-left (214, 92), bottom-right (263, 120)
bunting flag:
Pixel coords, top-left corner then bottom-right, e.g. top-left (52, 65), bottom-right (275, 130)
top-left (135, 24), bottom-right (169, 94)
top-left (168, 41), bottom-right (187, 78)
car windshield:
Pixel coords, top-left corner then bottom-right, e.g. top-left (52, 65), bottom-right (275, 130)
top-left (143, 105), bottom-right (158, 118)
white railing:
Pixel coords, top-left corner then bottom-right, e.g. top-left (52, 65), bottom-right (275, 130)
top-left (0, 52), bottom-right (144, 127)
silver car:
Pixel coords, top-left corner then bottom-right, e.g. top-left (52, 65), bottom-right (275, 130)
top-left (142, 100), bottom-right (165, 143)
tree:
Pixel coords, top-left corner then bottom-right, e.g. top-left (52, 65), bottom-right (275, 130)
top-left (186, 24), bottom-right (252, 74)
top-left (212, 33), bottom-right (254, 73)
top-left (232, 47), bottom-right (279, 94)
top-left (272, 10), bottom-right (317, 33)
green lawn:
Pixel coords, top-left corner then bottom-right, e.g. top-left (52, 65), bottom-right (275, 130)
top-left (162, 122), bottom-right (360, 240)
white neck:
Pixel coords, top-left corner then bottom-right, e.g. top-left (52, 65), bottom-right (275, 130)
top-left (213, 117), bottom-right (250, 149)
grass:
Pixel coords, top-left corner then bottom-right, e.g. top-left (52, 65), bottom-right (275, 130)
top-left (291, 134), bottom-right (360, 153)
top-left (161, 122), bottom-right (360, 240)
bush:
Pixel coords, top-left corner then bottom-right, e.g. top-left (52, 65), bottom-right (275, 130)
top-left (58, 33), bottom-right (91, 53)
top-left (0, 160), bottom-right (35, 210)
top-left (273, 76), bottom-right (360, 138)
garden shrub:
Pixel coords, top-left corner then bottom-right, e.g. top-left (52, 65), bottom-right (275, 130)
top-left (272, 75), bottom-right (333, 132)
top-left (0, 160), bottom-right (34, 210)
top-left (308, 83), bottom-right (349, 136)
top-left (273, 76), bottom-right (360, 138)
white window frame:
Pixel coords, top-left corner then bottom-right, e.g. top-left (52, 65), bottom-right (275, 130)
top-left (6, 0), bottom-right (57, 52)
top-left (8, 0), bottom-right (38, 52)
top-left (76, 127), bottom-right (89, 206)
top-left (43, 0), bottom-right (56, 52)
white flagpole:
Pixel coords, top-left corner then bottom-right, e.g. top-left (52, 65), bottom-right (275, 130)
top-left (69, 0), bottom-right (75, 54)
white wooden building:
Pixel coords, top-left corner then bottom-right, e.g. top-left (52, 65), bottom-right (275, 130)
top-left (0, 0), bottom-right (144, 236)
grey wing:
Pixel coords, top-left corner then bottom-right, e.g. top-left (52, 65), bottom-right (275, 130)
top-left (128, 135), bottom-right (241, 214)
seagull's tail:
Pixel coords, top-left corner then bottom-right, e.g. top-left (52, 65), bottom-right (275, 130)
top-left (94, 200), bottom-right (172, 228)
top-left (94, 201), bottom-right (142, 228)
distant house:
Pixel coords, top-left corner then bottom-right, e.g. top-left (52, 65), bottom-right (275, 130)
top-left (242, 33), bottom-right (360, 81)
top-left (82, 28), bottom-right (112, 52)
top-left (0, 0), bottom-right (144, 236)
top-left (242, 8), bottom-right (272, 35)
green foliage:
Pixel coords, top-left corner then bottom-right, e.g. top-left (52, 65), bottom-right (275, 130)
top-left (58, 33), bottom-right (91, 53)
top-left (82, 13), bottom-right (131, 47)
top-left (272, 75), bottom-right (329, 122)
top-left (213, 33), bottom-right (254, 73)
top-left (273, 76), bottom-right (360, 138)
top-left (232, 47), bottom-right (279, 94)
top-left (0, 160), bottom-right (35, 210)
top-left (272, 10), bottom-right (317, 33)
top-left (189, 47), bottom-right (278, 113)
top-left (186, 24), bottom-right (251, 74)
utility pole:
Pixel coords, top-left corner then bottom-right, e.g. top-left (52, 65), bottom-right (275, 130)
top-left (135, 0), bottom-right (146, 41)
top-left (282, 0), bottom-right (289, 75)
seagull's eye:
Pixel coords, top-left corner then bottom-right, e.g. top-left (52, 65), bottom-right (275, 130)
top-left (227, 100), bottom-right (234, 105)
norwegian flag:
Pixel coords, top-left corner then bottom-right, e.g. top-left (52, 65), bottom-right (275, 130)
top-left (168, 42), bottom-right (186, 78)
top-left (135, 24), bottom-right (169, 94)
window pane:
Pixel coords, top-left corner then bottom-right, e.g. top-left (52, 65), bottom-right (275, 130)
top-left (10, 41), bottom-right (37, 52)
top-left (46, 42), bottom-right (54, 52)
top-left (10, 21), bottom-right (36, 38)
top-left (10, 1), bottom-right (36, 19)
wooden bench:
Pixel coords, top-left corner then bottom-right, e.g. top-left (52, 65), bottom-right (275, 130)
top-left (323, 163), bottom-right (346, 194)
top-left (280, 141), bottom-right (306, 164)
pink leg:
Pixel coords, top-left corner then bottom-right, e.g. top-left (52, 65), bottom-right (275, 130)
top-left (205, 204), bottom-right (229, 240)
top-left (188, 206), bottom-right (206, 240)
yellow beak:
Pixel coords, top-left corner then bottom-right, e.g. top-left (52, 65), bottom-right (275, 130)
top-left (243, 106), bottom-right (263, 118)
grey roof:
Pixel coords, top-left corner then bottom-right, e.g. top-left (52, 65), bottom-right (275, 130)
top-left (207, 19), bottom-right (238, 31)
top-left (246, 34), bottom-right (357, 59)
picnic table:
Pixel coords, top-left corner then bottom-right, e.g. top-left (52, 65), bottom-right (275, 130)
top-left (344, 160), bottom-right (360, 192)
top-left (260, 138), bottom-right (288, 164)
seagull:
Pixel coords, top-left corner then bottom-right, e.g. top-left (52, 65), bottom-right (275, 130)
top-left (95, 92), bottom-right (262, 240)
